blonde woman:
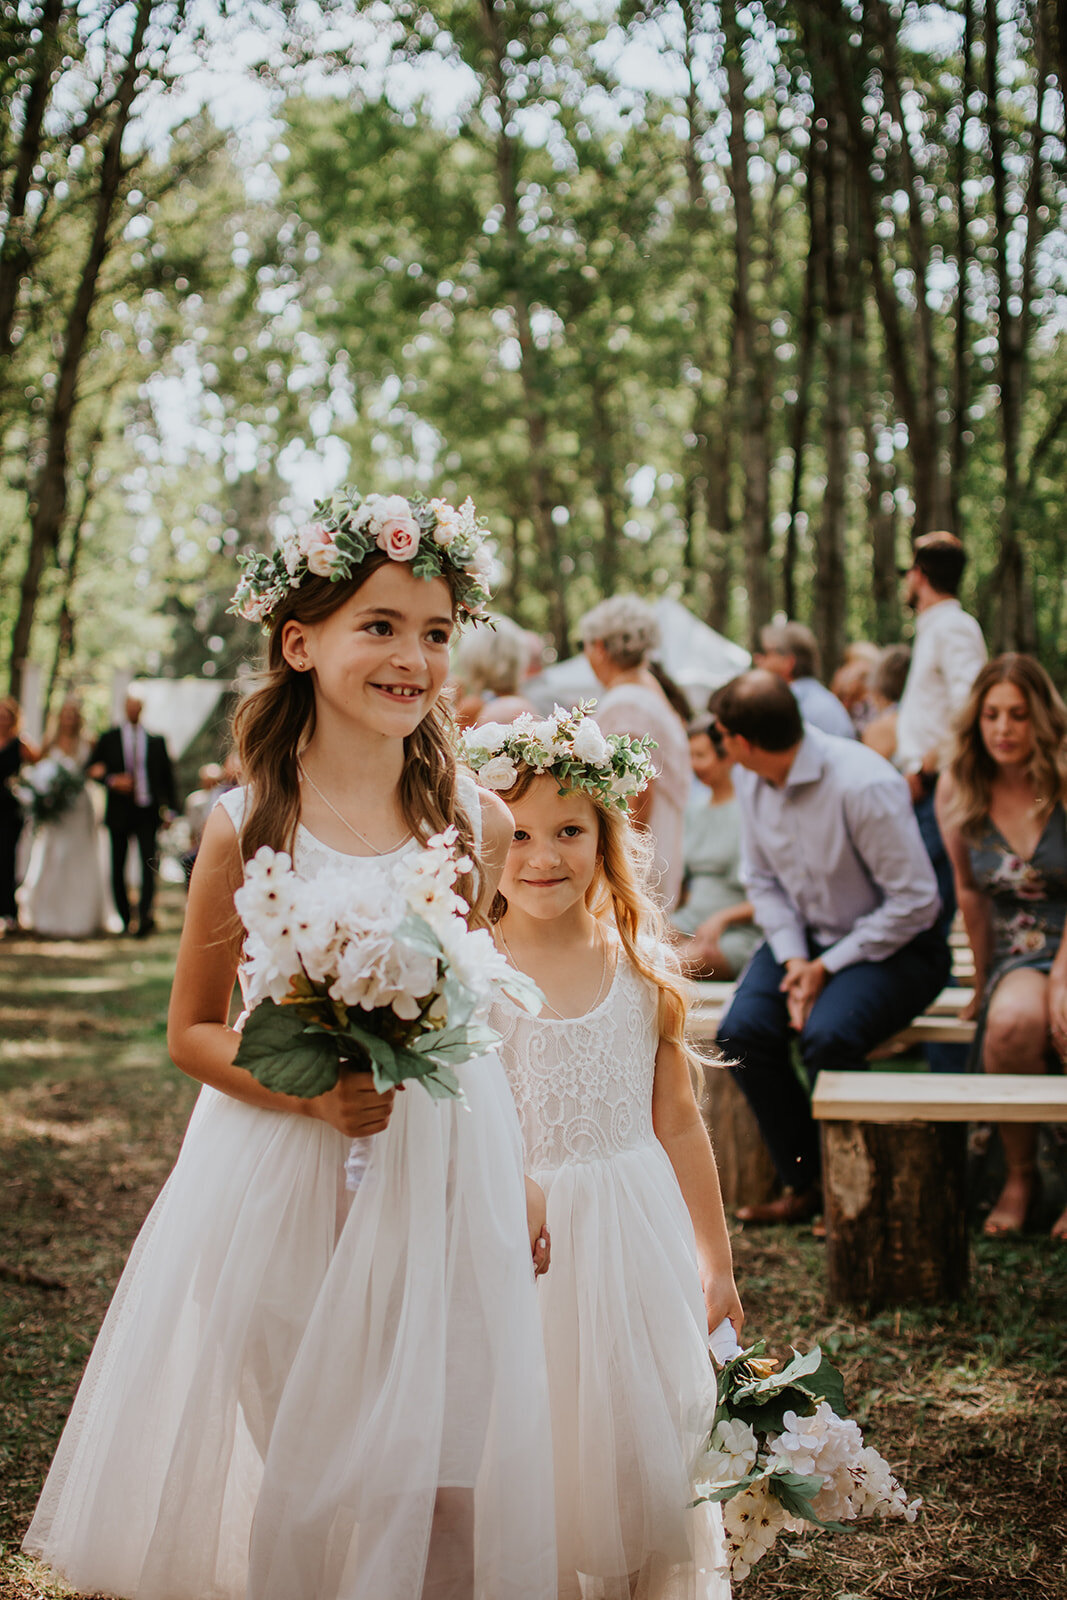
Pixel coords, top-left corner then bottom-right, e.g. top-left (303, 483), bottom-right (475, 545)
top-left (936, 654), bottom-right (1067, 1240)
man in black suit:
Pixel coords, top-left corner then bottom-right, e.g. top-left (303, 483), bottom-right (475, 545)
top-left (88, 693), bottom-right (176, 936)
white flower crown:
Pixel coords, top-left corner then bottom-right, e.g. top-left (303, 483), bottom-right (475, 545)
top-left (461, 702), bottom-right (656, 812)
top-left (228, 484), bottom-right (494, 628)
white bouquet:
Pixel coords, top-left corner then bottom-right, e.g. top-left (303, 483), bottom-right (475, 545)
top-left (232, 827), bottom-right (540, 1110)
top-left (15, 758), bottom-right (85, 824)
top-left (694, 1338), bottom-right (920, 1580)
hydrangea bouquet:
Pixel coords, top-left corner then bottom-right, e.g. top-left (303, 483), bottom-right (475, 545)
top-left (695, 1339), bottom-right (920, 1580)
top-left (232, 827), bottom-right (541, 1131)
top-left (16, 758), bottom-right (86, 824)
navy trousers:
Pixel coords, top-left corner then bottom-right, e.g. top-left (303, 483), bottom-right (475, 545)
top-left (718, 928), bottom-right (951, 1193)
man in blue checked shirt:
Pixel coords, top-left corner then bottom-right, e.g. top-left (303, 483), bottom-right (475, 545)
top-left (713, 670), bottom-right (951, 1225)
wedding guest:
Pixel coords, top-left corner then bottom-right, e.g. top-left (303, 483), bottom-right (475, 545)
top-left (88, 692), bottom-right (176, 937)
top-left (21, 699), bottom-right (107, 939)
top-left (671, 714), bottom-right (760, 979)
top-left (0, 697), bottom-right (38, 934)
top-left (449, 614), bottom-right (541, 729)
top-left (181, 762), bottom-right (226, 885)
top-left (831, 643), bottom-right (881, 734)
top-left (714, 670), bottom-right (948, 1223)
top-left (756, 620), bottom-right (856, 739)
top-left (581, 595), bottom-right (690, 909)
top-left (896, 531), bottom-right (987, 923)
top-left (862, 644), bottom-right (912, 762)
top-left (937, 655), bottom-right (1067, 1240)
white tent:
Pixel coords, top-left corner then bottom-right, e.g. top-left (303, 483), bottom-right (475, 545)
top-left (524, 597), bottom-right (751, 716)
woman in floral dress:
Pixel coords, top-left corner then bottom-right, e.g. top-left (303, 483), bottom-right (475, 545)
top-left (937, 655), bottom-right (1067, 1239)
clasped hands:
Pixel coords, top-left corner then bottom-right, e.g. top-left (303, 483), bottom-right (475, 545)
top-left (780, 956), bottom-right (828, 1032)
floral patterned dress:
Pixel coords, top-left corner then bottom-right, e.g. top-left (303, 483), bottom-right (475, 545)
top-left (967, 803), bottom-right (1067, 1063)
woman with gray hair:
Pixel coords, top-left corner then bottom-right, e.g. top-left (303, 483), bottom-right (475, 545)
top-left (450, 614), bottom-right (541, 729)
top-left (581, 595), bottom-right (690, 908)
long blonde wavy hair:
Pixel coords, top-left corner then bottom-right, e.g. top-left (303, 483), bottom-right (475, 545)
top-left (943, 654), bottom-right (1067, 841)
top-left (488, 767), bottom-right (706, 1076)
top-left (231, 551), bottom-right (476, 898)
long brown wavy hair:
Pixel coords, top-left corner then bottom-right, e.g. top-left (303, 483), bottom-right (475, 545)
top-left (943, 653), bottom-right (1067, 841)
top-left (231, 550), bottom-right (476, 899)
top-left (487, 767), bottom-right (707, 1076)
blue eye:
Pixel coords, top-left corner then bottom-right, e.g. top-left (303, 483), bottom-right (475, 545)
top-left (561, 825), bottom-right (583, 838)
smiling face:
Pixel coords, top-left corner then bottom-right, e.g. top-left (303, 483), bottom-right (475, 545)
top-left (979, 680), bottom-right (1035, 769)
top-left (499, 777), bottom-right (601, 923)
top-left (282, 562), bottom-right (454, 740)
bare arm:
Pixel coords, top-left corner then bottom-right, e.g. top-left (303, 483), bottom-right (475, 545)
top-left (652, 1036), bottom-right (743, 1338)
top-left (472, 785), bottom-right (514, 921)
top-left (935, 772), bottom-right (993, 1011)
top-left (166, 806), bottom-right (395, 1137)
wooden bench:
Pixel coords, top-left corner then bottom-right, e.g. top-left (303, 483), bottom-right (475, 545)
top-left (812, 1071), bottom-right (1067, 1310)
top-left (687, 984), bottom-right (977, 1049)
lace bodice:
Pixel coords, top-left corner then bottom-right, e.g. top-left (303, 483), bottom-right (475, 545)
top-left (490, 953), bottom-right (660, 1173)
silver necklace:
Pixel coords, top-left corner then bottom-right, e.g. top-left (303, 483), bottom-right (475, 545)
top-left (297, 759), bottom-right (411, 857)
top-left (496, 925), bottom-right (612, 1021)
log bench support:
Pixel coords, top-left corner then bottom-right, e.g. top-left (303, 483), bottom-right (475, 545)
top-left (813, 1071), bottom-right (1067, 1312)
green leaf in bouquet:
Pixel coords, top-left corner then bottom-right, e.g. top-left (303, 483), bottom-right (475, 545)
top-left (768, 1470), bottom-right (853, 1533)
top-left (416, 1063), bottom-right (463, 1099)
top-left (689, 1469), bottom-right (766, 1507)
top-left (393, 913), bottom-right (445, 958)
top-left (234, 1002), bottom-right (341, 1097)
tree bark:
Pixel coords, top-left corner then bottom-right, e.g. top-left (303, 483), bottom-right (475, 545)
top-left (589, 370), bottom-right (620, 597)
top-left (810, 105), bottom-right (848, 674)
top-left (723, 0), bottom-right (772, 647)
top-left (477, 0), bottom-right (568, 653)
top-left (8, 0), bottom-right (154, 699)
top-left (0, 0), bottom-right (66, 361)
top-left (950, 0), bottom-right (974, 536)
top-left (822, 1119), bottom-right (969, 1310)
top-left (785, 136), bottom-right (821, 622)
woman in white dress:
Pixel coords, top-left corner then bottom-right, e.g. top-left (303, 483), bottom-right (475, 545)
top-left (465, 707), bottom-right (741, 1600)
top-left (23, 490), bottom-right (556, 1600)
top-left (21, 700), bottom-right (107, 938)
top-left (581, 596), bottom-right (691, 910)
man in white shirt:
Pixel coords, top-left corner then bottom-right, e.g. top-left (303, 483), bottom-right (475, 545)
top-left (755, 620), bottom-right (857, 740)
top-left (896, 532), bottom-right (987, 924)
top-left (713, 671), bottom-right (950, 1224)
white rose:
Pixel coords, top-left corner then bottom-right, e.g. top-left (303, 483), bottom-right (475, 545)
top-left (463, 722), bottom-right (510, 755)
top-left (476, 754), bottom-right (519, 790)
top-left (570, 717), bottom-right (610, 766)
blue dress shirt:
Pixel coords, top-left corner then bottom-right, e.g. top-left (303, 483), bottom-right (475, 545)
top-left (733, 727), bottom-right (940, 973)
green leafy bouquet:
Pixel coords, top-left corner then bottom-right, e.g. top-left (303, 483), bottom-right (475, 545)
top-left (695, 1337), bottom-right (920, 1579)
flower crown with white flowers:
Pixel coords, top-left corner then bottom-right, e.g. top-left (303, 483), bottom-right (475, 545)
top-left (462, 702), bottom-right (656, 813)
top-left (228, 484), bottom-right (494, 628)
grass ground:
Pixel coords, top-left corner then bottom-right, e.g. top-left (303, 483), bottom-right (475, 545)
top-left (1, 891), bottom-right (1064, 1599)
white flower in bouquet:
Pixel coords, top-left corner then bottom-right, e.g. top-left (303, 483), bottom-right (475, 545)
top-left (721, 1480), bottom-right (796, 1582)
top-left (475, 754), bottom-right (520, 791)
top-left (570, 716), bottom-right (611, 766)
top-left (698, 1418), bottom-right (760, 1487)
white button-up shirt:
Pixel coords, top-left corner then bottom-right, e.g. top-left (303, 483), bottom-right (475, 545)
top-left (734, 727), bottom-right (940, 973)
top-left (895, 599), bottom-right (986, 772)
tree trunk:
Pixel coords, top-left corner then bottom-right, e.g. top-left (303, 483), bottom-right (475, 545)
top-left (785, 137), bottom-right (821, 622)
top-left (0, 0), bottom-right (66, 362)
top-left (703, 1067), bottom-right (780, 1211)
top-left (723, 0), bottom-right (772, 647)
top-left (950, 0), bottom-right (974, 536)
top-left (811, 107), bottom-right (848, 674)
top-left (589, 370), bottom-right (621, 597)
top-left (8, 0), bottom-right (154, 698)
top-left (477, 0), bottom-right (567, 653)
top-left (821, 1119), bottom-right (969, 1309)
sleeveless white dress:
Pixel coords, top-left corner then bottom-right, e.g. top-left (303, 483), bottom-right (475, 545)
top-left (491, 952), bottom-right (730, 1600)
top-left (23, 782), bottom-right (557, 1600)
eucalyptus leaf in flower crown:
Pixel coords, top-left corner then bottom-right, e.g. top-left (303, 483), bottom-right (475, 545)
top-left (228, 484), bottom-right (495, 628)
top-left (461, 701), bottom-right (656, 812)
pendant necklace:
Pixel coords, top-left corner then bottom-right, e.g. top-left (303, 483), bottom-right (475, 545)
top-left (496, 925), bottom-right (611, 1020)
top-left (297, 759), bottom-right (411, 856)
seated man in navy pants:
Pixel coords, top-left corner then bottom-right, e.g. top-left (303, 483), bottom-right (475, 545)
top-left (714, 670), bottom-right (950, 1224)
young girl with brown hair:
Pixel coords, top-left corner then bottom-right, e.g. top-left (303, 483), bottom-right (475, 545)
top-left (24, 489), bottom-right (556, 1600)
top-left (465, 705), bottom-right (742, 1600)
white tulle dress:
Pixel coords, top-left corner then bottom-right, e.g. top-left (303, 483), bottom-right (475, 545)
top-left (490, 948), bottom-right (731, 1600)
top-left (23, 782), bottom-right (557, 1600)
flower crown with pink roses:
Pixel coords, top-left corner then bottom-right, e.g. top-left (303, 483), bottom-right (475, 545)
top-left (461, 702), bottom-right (656, 813)
top-left (228, 484), bottom-right (494, 628)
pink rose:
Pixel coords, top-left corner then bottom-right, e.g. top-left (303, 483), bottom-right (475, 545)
top-left (373, 496), bottom-right (421, 562)
top-left (297, 523), bottom-right (339, 577)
